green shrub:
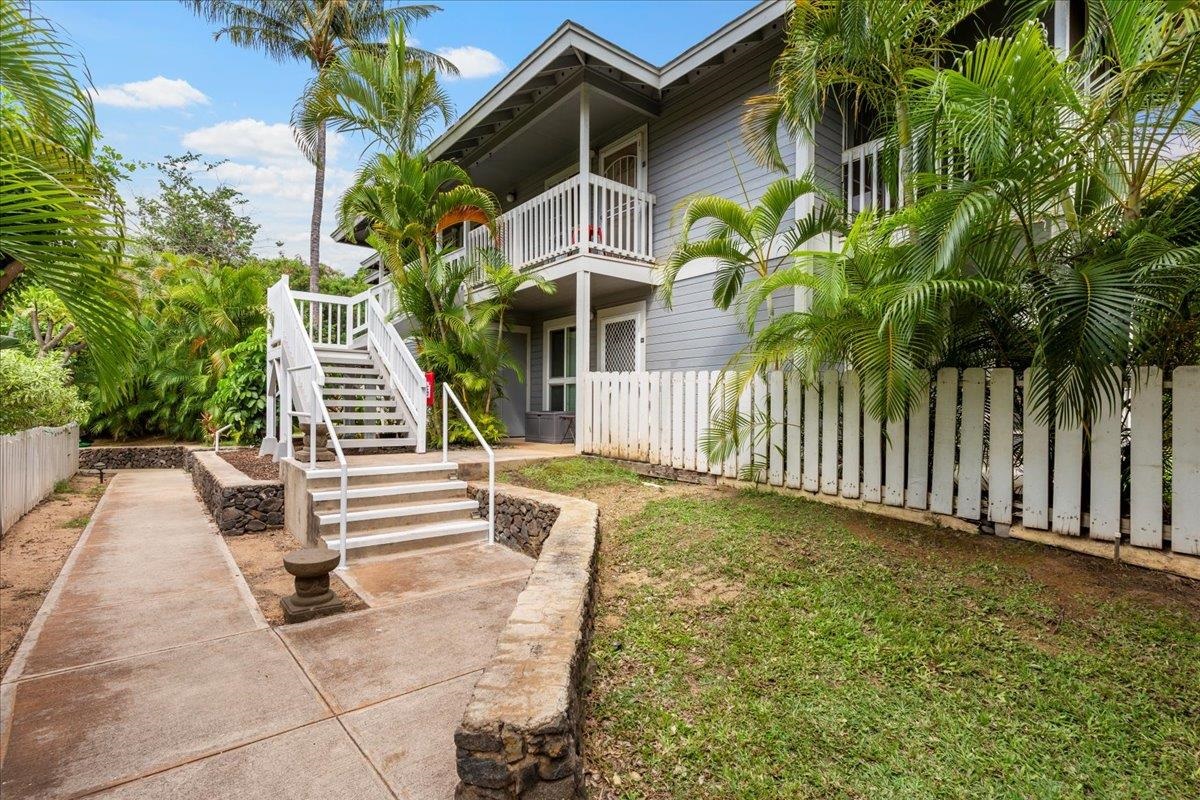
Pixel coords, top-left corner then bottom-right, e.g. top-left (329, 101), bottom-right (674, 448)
top-left (429, 407), bottom-right (507, 447)
top-left (0, 351), bottom-right (89, 434)
top-left (208, 327), bottom-right (267, 444)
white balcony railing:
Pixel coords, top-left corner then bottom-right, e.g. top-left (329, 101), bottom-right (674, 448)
top-left (451, 174), bottom-right (654, 286)
top-left (843, 138), bottom-right (893, 215)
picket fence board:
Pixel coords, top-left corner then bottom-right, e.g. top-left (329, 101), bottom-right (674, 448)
top-left (769, 371), bottom-right (785, 486)
top-left (723, 373), bottom-right (738, 478)
top-left (931, 368), bottom-right (958, 515)
top-left (803, 381), bottom-right (820, 492)
top-left (737, 380), bottom-right (752, 477)
top-left (785, 372), bottom-right (802, 489)
top-left (752, 374), bottom-right (768, 483)
top-left (697, 371), bottom-right (711, 474)
top-left (659, 372), bottom-right (672, 466)
top-left (1130, 367), bottom-right (1163, 548)
top-left (1022, 370), bottom-right (1050, 529)
top-left (906, 373), bottom-right (930, 511)
top-left (1173, 367), bottom-right (1200, 555)
top-left (684, 371), bottom-right (698, 472)
top-left (1088, 376), bottom-right (1122, 540)
top-left (862, 407), bottom-right (882, 503)
top-left (957, 369), bottom-right (986, 520)
top-left (671, 372), bottom-right (685, 470)
top-left (648, 373), bottom-right (661, 464)
top-left (987, 369), bottom-right (1014, 525)
top-left (883, 415), bottom-right (905, 506)
top-left (820, 371), bottom-right (839, 494)
top-left (841, 371), bottom-right (861, 499)
top-left (1, 425), bottom-right (79, 533)
top-left (1052, 412), bottom-right (1083, 535)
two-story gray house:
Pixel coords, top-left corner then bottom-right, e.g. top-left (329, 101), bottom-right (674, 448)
top-left (342, 0), bottom-right (1079, 442)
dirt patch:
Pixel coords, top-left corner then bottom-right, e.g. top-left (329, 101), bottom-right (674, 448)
top-left (832, 506), bottom-right (1200, 617)
top-left (0, 474), bottom-right (106, 678)
top-left (217, 449), bottom-right (279, 481)
top-left (223, 528), bottom-right (365, 626)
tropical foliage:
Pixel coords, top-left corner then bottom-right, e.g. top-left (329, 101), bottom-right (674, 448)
top-left (208, 326), bottom-right (268, 444)
top-left (685, 0), bottom-right (1200, 461)
top-left (0, 350), bottom-right (89, 434)
top-left (0, 0), bottom-right (138, 393)
top-left (182, 0), bottom-right (452, 289)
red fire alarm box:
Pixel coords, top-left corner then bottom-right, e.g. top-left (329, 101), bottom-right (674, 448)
top-left (425, 371), bottom-right (435, 406)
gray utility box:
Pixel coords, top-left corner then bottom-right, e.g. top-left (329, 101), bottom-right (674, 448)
top-left (524, 412), bottom-right (575, 444)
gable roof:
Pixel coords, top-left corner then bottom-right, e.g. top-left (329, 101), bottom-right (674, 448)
top-left (427, 0), bottom-right (788, 162)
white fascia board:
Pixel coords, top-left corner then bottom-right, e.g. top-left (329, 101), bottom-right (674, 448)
top-left (427, 22), bottom-right (659, 160)
top-left (658, 0), bottom-right (789, 87)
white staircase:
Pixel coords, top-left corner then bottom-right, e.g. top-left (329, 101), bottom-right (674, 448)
top-left (263, 278), bottom-right (494, 567)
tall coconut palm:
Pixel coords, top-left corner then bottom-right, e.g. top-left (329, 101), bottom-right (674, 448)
top-left (293, 20), bottom-right (452, 160)
top-left (0, 0), bottom-right (138, 393)
top-left (743, 0), bottom-right (986, 201)
top-left (182, 0), bottom-right (454, 291)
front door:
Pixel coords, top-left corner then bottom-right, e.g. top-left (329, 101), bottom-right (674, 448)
top-left (497, 328), bottom-right (528, 437)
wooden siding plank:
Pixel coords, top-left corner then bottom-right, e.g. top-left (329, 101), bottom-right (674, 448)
top-left (1130, 367), bottom-right (1163, 548)
top-left (987, 369), bottom-right (1014, 525)
top-left (957, 368), bottom-right (985, 520)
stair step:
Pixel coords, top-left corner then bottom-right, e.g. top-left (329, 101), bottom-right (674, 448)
top-left (323, 388), bottom-right (393, 398)
top-left (323, 399), bottom-right (401, 408)
top-left (327, 411), bottom-right (406, 421)
top-left (322, 519), bottom-right (489, 551)
top-left (326, 377), bottom-right (385, 386)
top-left (323, 364), bottom-right (377, 374)
top-left (317, 499), bottom-right (478, 526)
top-left (305, 461), bottom-right (458, 479)
top-left (338, 437), bottom-right (416, 449)
top-left (334, 424), bottom-right (409, 434)
top-left (316, 349), bottom-right (371, 362)
top-left (311, 479), bottom-right (467, 502)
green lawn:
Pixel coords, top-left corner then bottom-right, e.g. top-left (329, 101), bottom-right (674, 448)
top-left (513, 459), bottom-right (1200, 799)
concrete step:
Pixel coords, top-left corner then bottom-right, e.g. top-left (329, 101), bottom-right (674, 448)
top-left (310, 479), bottom-right (467, 503)
top-left (304, 462), bottom-right (458, 490)
top-left (323, 519), bottom-right (490, 560)
top-left (327, 411), bottom-right (406, 421)
top-left (338, 437), bottom-right (417, 449)
top-left (333, 424), bottom-right (409, 435)
top-left (317, 499), bottom-right (478, 527)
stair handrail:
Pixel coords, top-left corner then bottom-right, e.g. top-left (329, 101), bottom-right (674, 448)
top-left (366, 293), bottom-right (428, 450)
top-left (442, 384), bottom-right (493, 545)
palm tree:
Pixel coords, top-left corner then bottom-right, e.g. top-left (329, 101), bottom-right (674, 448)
top-left (660, 175), bottom-right (843, 323)
top-left (0, 0), bottom-right (138, 393)
top-left (338, 152), bottom-right (498, 340)
top-left (182, 0), bottom-right (454, 291)
top-left (742, 0), bottom-right (986, 201)
top-left (293, 20), bottom-right (452, 160)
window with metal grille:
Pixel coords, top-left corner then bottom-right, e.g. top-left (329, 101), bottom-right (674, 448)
top-left (603, 317), bottom-right (638, 372)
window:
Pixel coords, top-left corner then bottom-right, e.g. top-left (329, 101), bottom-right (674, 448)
top-left (545, 318), bottom-right (576, 412)
top-left (597, 302), bottom-right (645, 373)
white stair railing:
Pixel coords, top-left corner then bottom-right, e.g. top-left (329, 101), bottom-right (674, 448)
top-left (365, 293), bottom-right (427, 452)
top-left (442, 384), bottom-right (494, 545)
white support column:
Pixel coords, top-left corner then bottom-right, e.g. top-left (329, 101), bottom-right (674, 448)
top-left (794, 125), bottom-right (816, 312)
top-left (575, 270), bottom-right (591, 454)
top-left (1054, 0), bottom-right (1070, 59)
top-left (578, 85), bottom-right (591, 255)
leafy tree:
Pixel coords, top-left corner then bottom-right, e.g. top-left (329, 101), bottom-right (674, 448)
top-left (0, 350), bottom-right (89, 434)
top-left (208, 326), bottom-right (267, 444)
top-left (0, 0), bottom-right (138, 392)
top-left (294, 21), bottom-right (452, 159)
top-left (182, 0), bottom-right (453, 291)
top-left (133, 152), bottom-right (260, 262)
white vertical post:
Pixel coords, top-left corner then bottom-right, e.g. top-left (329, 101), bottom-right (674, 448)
top-left (575, 270), bottom-right (590, 454)
top-left (803, 381), bottom-right (820, 492)
top-left (672, 372), bottom-right (685, 470)
top-left (987, 369), bottom-right (1014, 525)
top-left (1022, 370), bottom-right (1050, 529)
top-left (1052, 412), bottom-right (1083, 535)
top-left (769, 370), bottom-right (784, 486)
top-left (684, 371), bottom-right (697, 471)
top-left (1130, 367), bottom-right (1163, 548)
top-left (1173, 367), bottom-right (1200, 555)
top-left (785, 372), bottom-right (802, 489)
top-left (957, 368), bottom-right (985, 520)
top-left (697, 371), bottom-right (711, 474)
top-left (841, 371), bottom-right (860, 499)
top-left (578, 85), bottom-right (591, 255)
top-left (930, 369), bottom-right (958, 515)
top-left (821, 370), bottom-right (838, 494)
top-left (1087, 369), bottom-right (1122, 540)
top-left (906, 372), bottom-right (930, 510)
top-left (793, 124), bottom-right (816, 314)
top-left (884, 414), bottom-right (906, 507)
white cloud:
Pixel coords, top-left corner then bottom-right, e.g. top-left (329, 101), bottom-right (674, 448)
top-left (178, 118), bottom-right (362, 271)
top-left (437, 45), bottom-right (505, 80)
top-left (93, 76), bottom-right (208, 109)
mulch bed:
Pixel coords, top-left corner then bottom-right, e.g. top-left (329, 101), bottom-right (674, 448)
top-left (218, 449), bottom-right (280, 481)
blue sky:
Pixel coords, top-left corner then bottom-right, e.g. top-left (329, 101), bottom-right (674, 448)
top-left (37, 0), bottom-right (757, 271)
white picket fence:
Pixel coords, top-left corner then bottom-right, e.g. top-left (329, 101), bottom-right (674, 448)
top-left (581, 368), bottom-right (1200, 558)
top-left (0, 424), bottom-right (80, 533)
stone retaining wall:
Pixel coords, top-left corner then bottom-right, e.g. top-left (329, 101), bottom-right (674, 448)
top-left (468, 486), bottom-right (561, 559)
top-left (187, 450), bottom-right (284, 535)
top-left (80, 445), bottom-right (188, 470)
top-left (456, 484), bottom-right (599, 799)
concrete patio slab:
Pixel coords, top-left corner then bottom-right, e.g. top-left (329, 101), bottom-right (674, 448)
top-left (19, 586), bottom-right (263, 677)
top-left (90, 720), bottom-right (393, 800)
top-left (280, 578), bottom-right (526, 713)
top-left (0, 630), bottom-right (331, 799)
top-left (346, 541), bottom-right (533, 606)
top-left (341, 671), bottom-right (481, 800)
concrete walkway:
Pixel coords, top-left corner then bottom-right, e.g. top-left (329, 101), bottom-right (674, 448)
top-left (0, 470), bottom-right (531, 800)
